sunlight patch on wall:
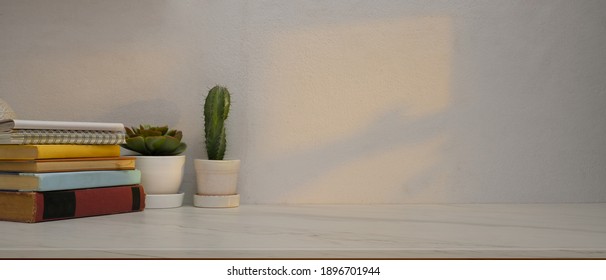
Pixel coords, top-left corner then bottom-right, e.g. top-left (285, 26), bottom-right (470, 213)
top-left (243, 16), bottom-right (453, 203)
top-left (256, 17), bottom-right (452, 155)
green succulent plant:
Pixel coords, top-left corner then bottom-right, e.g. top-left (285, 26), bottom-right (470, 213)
top-left (204, 85), bottom-right (231, 160)
top-left (121, 125), bottom-right (187, 156)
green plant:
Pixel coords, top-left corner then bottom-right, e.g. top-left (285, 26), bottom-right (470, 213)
top-left (204, 85), bottom-right (231, 160)
top-left (121, 125), bottom-right (187, 156)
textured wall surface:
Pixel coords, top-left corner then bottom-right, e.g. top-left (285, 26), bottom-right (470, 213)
top-left (1, 0), bottom-right (605, 203)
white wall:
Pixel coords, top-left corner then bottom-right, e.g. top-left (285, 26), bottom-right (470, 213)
top-left (1, 0), bottom-right (605, 203)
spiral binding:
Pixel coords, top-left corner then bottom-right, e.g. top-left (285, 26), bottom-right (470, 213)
top-left (10, 129), bottom-right (126, 145)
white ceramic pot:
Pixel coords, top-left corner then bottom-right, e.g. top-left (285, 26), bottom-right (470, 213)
top-left (135, 155), bottom-right (186, 195)
top-left (194, 159), bottom-right (240, 195)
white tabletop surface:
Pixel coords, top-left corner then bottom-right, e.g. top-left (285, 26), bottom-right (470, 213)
top-left (1, 204), bottom-right (605, 259)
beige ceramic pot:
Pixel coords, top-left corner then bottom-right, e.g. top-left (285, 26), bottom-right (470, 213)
top-left (193, 159), bottom-right (240, 207)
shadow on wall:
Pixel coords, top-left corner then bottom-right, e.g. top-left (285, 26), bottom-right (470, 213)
top-left (242, 16), bottom-right (454, 203)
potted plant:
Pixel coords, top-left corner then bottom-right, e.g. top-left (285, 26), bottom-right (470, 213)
top-left (122, 125), bottom-right (187, 208)
top-left (194, 85), bottom-right (241, 208)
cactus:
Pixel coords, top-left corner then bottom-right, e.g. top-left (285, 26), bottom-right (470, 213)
top-left (121, 125), bottom-right (187, 156)
top-left (204, 85), bottom-right (231, 160)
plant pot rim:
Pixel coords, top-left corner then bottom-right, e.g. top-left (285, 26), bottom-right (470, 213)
top-left (194, 158), bottom-right (240, 162)
top-left (132, 155), bottom-right (186, 159)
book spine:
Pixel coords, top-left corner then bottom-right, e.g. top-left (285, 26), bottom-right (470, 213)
top-left (33, 185), bottom-right (145, 222)
top-left (35, 170), bottom-right (141, 191)
top-left (10, 129), bottom-right (126, 145)
top-left (0, 145), bottom-right (121, 160)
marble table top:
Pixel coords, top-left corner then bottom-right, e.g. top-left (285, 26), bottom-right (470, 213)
top-left (1, 204), bottom-right (605, 258)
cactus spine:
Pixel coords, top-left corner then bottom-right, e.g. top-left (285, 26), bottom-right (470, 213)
top-left (204, 85), bottom-right (231, 160)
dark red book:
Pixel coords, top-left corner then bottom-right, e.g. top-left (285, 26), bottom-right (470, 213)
top-left (0, 185), bottom-right (145, 223)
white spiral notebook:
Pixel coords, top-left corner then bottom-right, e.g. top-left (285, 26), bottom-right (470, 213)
top-left (0, 119), bottom-right (126, 145)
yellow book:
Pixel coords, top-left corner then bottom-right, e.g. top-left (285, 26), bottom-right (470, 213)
top-left (0, 157), bottom-right (135, 172)
top-left (0, 145), bottom-right (121, 160)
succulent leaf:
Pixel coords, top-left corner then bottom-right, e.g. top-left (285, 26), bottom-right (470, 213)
top-left (144, 136), bottom-right (167, 155)
top-left (173, 130), bottom-right (183, 141)
top-left (158, 126), bottom-right (169, 135)
top-left (173, 142), bottom-right (187, 155)
top-left (155, 136), bottom-right (181, 155)
top-left (124, 136), bottom-right (149, 155)
top-left (124, 127), bottom-right (136, 137)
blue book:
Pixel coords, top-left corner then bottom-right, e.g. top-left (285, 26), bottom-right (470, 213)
top-left (0, 170), bottom-right (141, 191)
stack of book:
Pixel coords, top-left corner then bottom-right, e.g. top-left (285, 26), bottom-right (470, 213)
top-left (0, 118), bottom-right (145, 223)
